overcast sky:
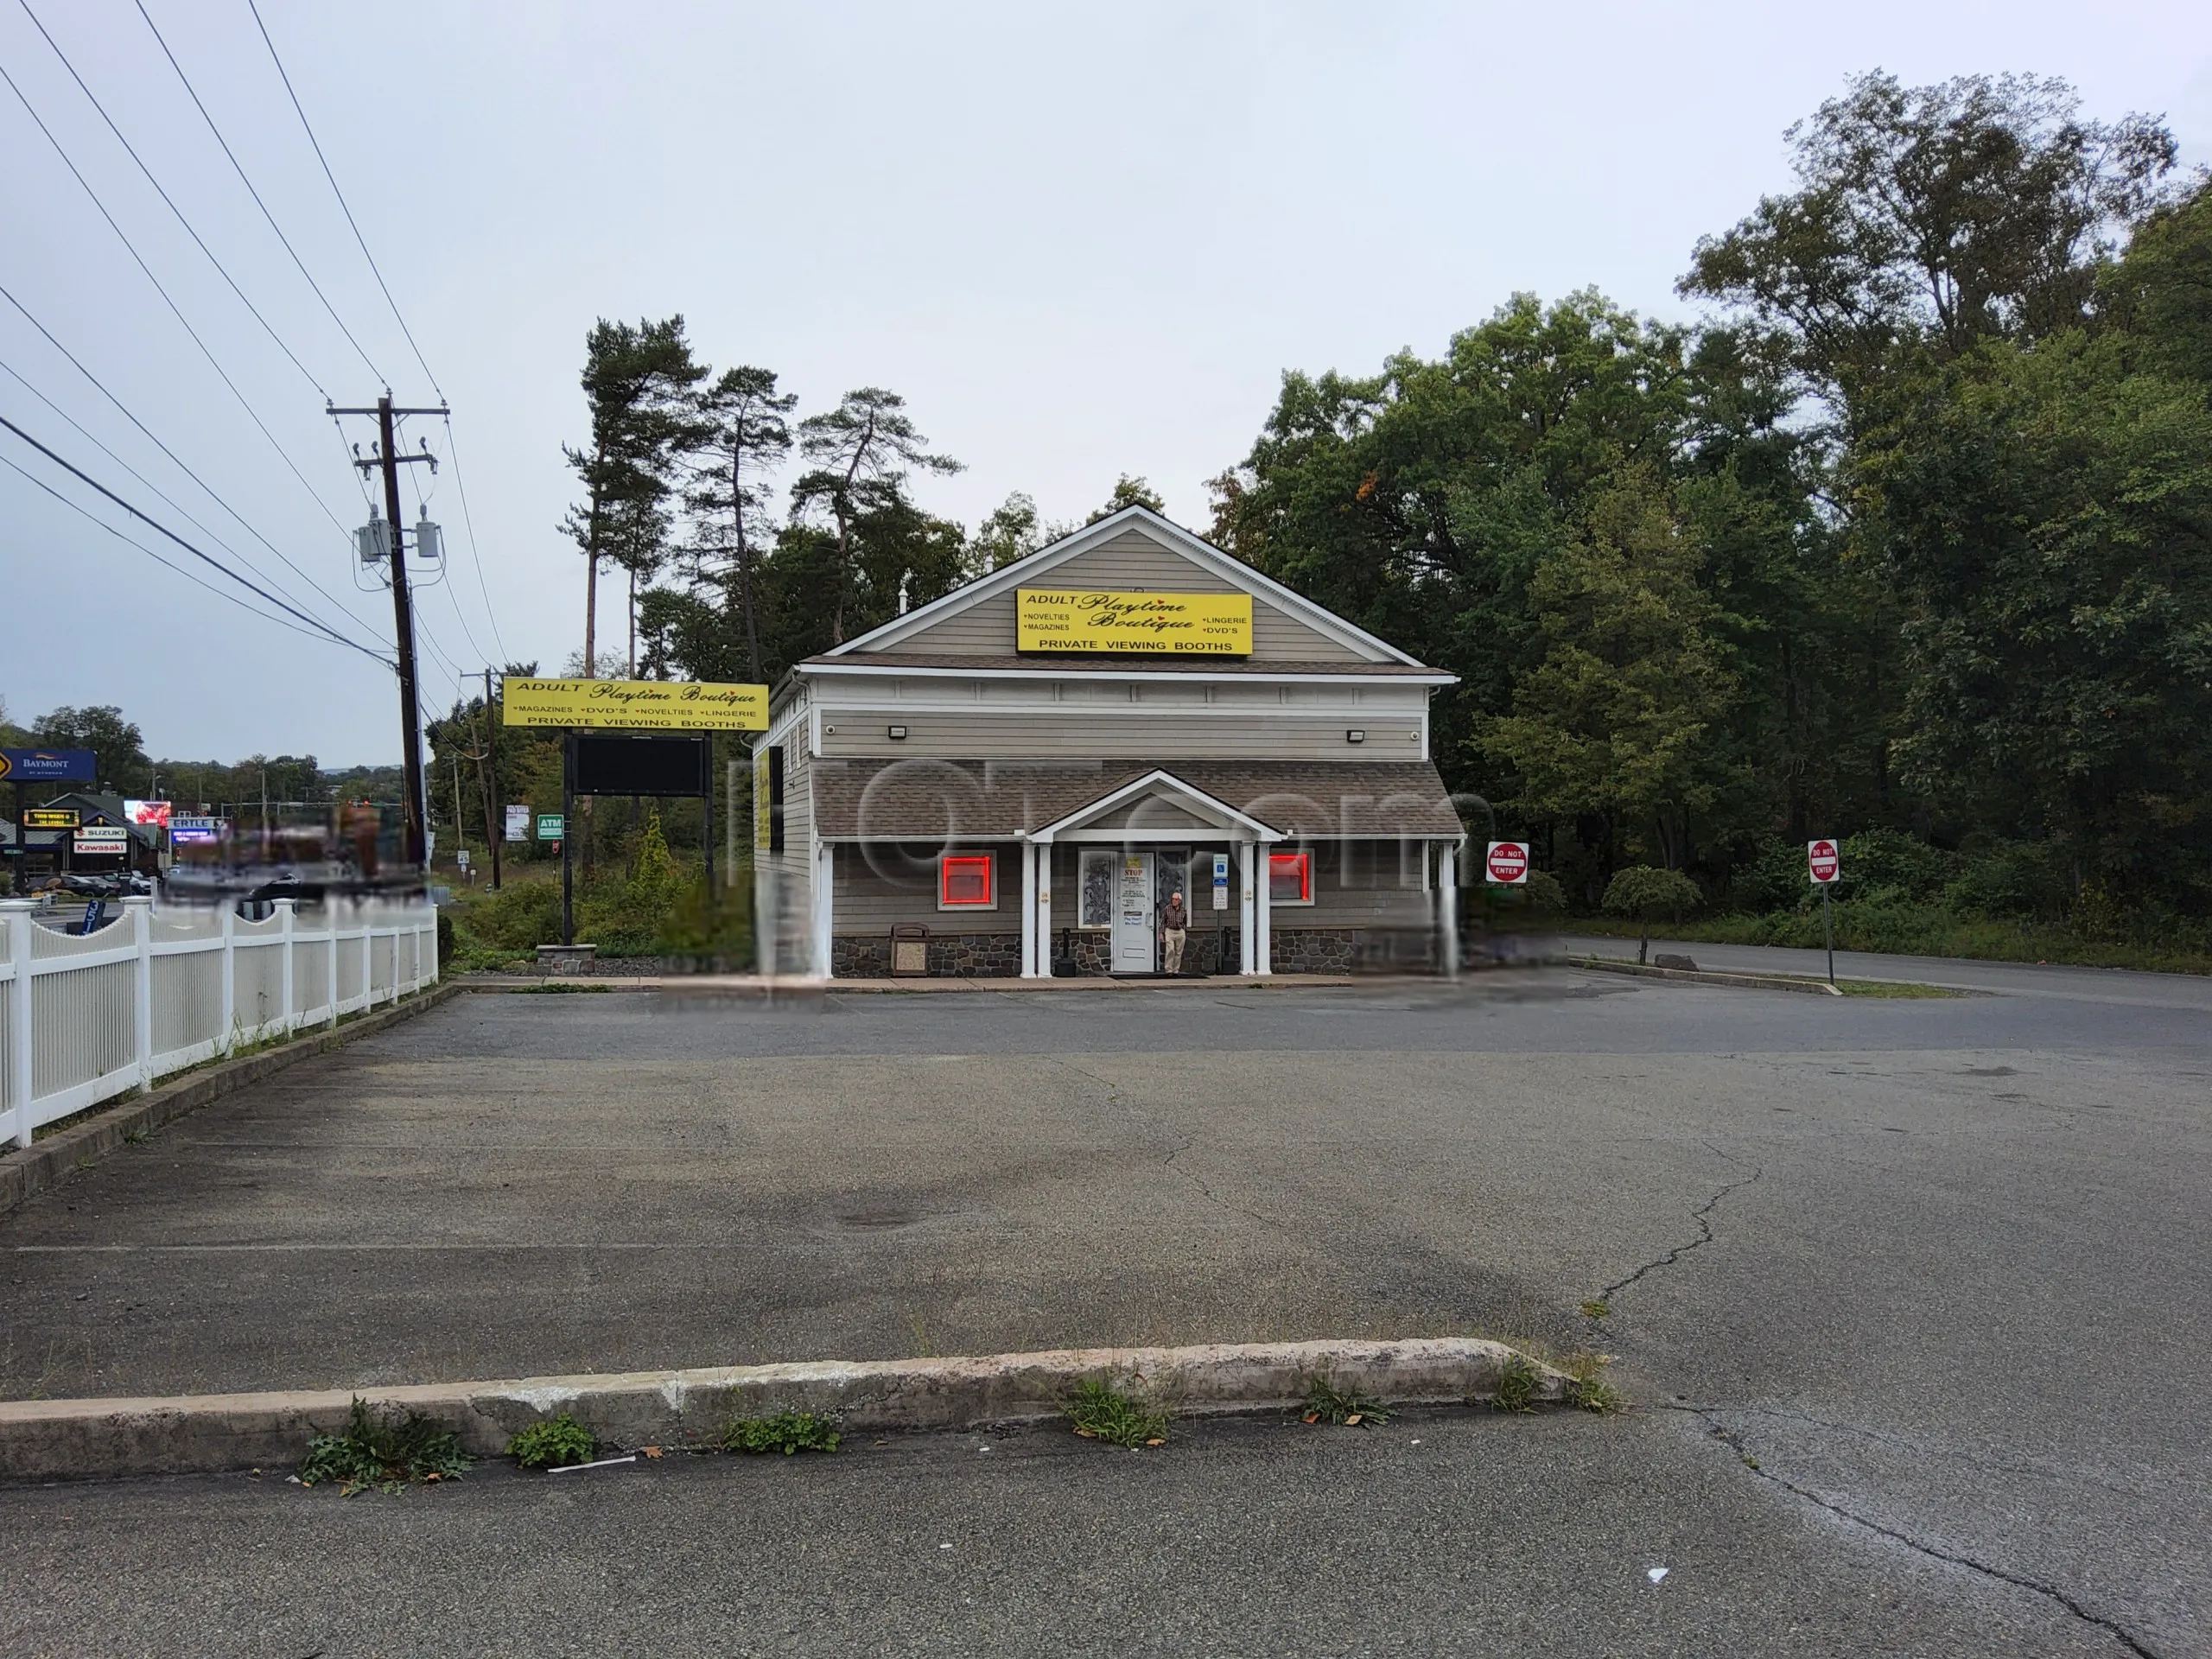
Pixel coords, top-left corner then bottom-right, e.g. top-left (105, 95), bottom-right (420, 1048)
top-left (3, 1), bottom-right (2209, 767)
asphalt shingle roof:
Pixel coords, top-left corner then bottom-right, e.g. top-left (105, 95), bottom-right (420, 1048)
top-left (810, 759), bottom-right (1467, 840)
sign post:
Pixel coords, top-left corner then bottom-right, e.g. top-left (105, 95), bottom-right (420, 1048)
top-left (1484, 841), bottom-right (1530, 885)
top-left (1807, 838), bottom-right (1841, 986)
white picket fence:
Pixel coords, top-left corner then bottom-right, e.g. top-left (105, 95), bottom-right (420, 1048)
top-left (0, 894), bottom-right (439, 1148)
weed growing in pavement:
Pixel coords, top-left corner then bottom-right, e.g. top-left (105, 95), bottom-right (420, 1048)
top-left (1580, 1300), bottom-right (1611, 1319)
top-left (1065, 1376), bottom-right (1170, 1448)
top-left (1300, 1376), bottom-right (1392, 1427)
top-left (298, 1399), bottom-right (472, 1493)
top-left (506, 1414), bottom-right (596, 1470)
top-left (1491, 1354), bottom-right (1544, 1414)
top-left (123, 1125), bottom-right (153, 1146)
top-left (723, 1410), bottom-right (842, 1455)
top-left (1562, 1354), bottom-right (1626, 1415)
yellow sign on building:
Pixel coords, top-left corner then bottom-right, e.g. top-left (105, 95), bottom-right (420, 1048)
top-left (1016, 588), bottom-right (1253, 655)
top-left (501, 678), bottom-right (768, 730)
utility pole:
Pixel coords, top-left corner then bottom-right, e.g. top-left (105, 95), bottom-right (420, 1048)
top-left (481, 668), bottom-right (502, 890)
top-left (331, 395), bottom-right (446, 871)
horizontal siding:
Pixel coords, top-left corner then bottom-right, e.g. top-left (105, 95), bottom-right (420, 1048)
top-left (818, 711), bottom-right (1424, 760)
top-left (868, 528), bottom-right (1379, 663)
top-left (833, 842), bottom-right (1020, 931)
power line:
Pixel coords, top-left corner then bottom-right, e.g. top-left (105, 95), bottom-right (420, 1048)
top-left (441, 413), bottom-right (510, 662)
top-left (0, 44), bottom-right (368, 601)
top-left (249, 3), bottom-right (512, 668)
top-left (129, 0), bottom-right (388, 387)
top-left (248, 0), bottom-right (438, 398)
top-left (0, 280), bottom-right (384, 641)
top-left (0, 346), bottom-right (369, 640)
top-left (0, 449), bottom-right (377, 655)
top-left (13, 0), bottom-right (327, 399)
top-left (0, 409), bottom-right (391, 664)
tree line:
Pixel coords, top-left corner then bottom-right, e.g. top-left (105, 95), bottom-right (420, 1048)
top-left (1208, 72), bottom-right (2211, 927)
top-left (556, 318), bottom-right (1168, 688)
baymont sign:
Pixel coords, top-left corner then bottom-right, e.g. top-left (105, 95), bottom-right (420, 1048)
top-left (501, 678), bottom-right (769, 731)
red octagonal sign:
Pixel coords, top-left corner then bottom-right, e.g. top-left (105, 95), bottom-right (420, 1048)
top-left (1485, 841), bottom-right (1530, 885)
top-left (1807, 839), bottom-right (1840, 885)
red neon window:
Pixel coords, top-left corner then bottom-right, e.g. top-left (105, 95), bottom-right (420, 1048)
top-left (939, 855), bottom-right (995, 906)
top-left (1268, 851), bottom-right (1312, 904)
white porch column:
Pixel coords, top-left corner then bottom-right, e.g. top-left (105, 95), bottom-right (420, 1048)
top-left (1035, 842), bottom-right (1054, 976)
top-left (4, 899), bottom-right (37, 1146)
top-left (1439, 841), bottom-right (1459, 979)
top-left (1255, 840), bottom-right (1273, 976)
top-left (811, 842), bottom-right (835, 978)
top-left (1237, 841), bottom-right (1257, 976)
top-left (1020, 841), bottom-right (1038, 977)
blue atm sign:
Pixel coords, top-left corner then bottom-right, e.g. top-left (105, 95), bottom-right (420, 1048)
top-left (0, 748), bottom-right (97, 783)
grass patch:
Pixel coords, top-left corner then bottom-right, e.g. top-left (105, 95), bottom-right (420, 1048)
top-left (298, 1398), bottom-right (471, 1493)
top-left (1300, 1375), bottom-right (1392, 1427)
top-left (510, 982), bottom-right (613, 995)
top-left (1567, 914), bottom-right (2212, 976)
top-left (506, 1414), bottom-right (596, 1470)
top-left (1491, 1353), bottom-right (1545, 1414)
top-left (1835, 978), bottom-right (1966, 998)
top-left (722, 1410), bottom-right (842, 1455)
top-left (1065, 1376), bottom-right (1170, 1447)
top-left (1561, 1353), bottom-right (1627, 1415)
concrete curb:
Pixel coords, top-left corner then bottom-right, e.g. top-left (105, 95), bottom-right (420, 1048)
top-left (0, 981), bottom-right (466, 1221)
top-left (0, 1338), bottom-right (1567, 1481)
top-left (461, 974), bottom-right (1367, 995)
top-left (1570, 956), bottom-right (1844, 996)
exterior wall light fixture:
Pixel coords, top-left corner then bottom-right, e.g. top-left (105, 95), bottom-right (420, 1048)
top-left (888, 725), bottom-right (908, 740)
top-left (1346, 728), bottom-right (1365, 744)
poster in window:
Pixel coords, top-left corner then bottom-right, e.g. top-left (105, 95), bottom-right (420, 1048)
top-left (1079, 849), bottom-right (1115, 928)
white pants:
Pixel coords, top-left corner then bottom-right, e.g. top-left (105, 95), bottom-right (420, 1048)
top-left (1161, 928), bottom-right (1186, 974)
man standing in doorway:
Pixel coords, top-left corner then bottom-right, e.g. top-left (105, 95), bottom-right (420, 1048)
top-left (1160, 888), bottom-right (1188, 976)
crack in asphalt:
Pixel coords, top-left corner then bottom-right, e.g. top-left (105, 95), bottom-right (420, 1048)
top-left (1705, 1405), bottom-right (2162, 1503)
top-left (1053, 1060), bottom-right (1287, 1235)
top-left (1673, 1405), bottom-right (2163, 1659)
top-left (1594, 1143), bottom-right (1761, 1308)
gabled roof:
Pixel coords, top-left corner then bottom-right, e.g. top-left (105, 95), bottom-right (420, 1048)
top-left (826, 505), bottom-right (1425, 667)
top-left (1030, 769), bottom-right (1281, 842)
top-left (808, 759), bottom-right (1468, 841)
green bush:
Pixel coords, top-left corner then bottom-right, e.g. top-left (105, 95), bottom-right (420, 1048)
top-left (507, 1414), bottom-right (595, 1470)
top-left (299, 1398), bottom-right (471, 1493)
top-left (723, 1410), bottom-right (842, 1455)
top-left (1065, 1376), bottom-right (1170, 1447)
top-left (1603, 865), bottom-right (1702, 962)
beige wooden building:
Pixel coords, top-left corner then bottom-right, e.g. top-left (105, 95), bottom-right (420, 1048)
top-left (751, 505), bottom-right (1470, 977)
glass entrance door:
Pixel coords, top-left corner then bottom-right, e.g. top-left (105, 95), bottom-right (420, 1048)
top-left (1111, 850), bottom-right (1154, 973)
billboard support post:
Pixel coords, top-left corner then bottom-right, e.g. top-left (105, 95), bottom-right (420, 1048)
top-left (562, 734), bottom-right (575, 949)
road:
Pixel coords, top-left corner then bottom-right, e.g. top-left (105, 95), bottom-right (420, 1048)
top-left (1561, 932), bottom-right (2212, 1008)
top-left (1, 966), bottom-right (2205, 1656)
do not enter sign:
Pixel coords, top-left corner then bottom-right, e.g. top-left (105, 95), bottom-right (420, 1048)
top-left (1485, 841), bottom-right (1530, 885)
top-left (1808, 839), bottom-right (1841, 885)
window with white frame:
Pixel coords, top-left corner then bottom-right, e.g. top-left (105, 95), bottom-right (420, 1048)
top-left (1268, 849), bottom-right (1313, 906)
top-left (938, 853), bottom-right (996, 910)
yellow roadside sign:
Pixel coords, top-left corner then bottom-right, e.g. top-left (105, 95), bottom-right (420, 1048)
top-left (1016, 588), bottom-right (1252, 655)
top-left (500, 678), bottom-right (768, 730)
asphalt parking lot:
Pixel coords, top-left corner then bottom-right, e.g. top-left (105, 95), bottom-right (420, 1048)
top-left (2, 964), bottom-right (2205, 1656)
